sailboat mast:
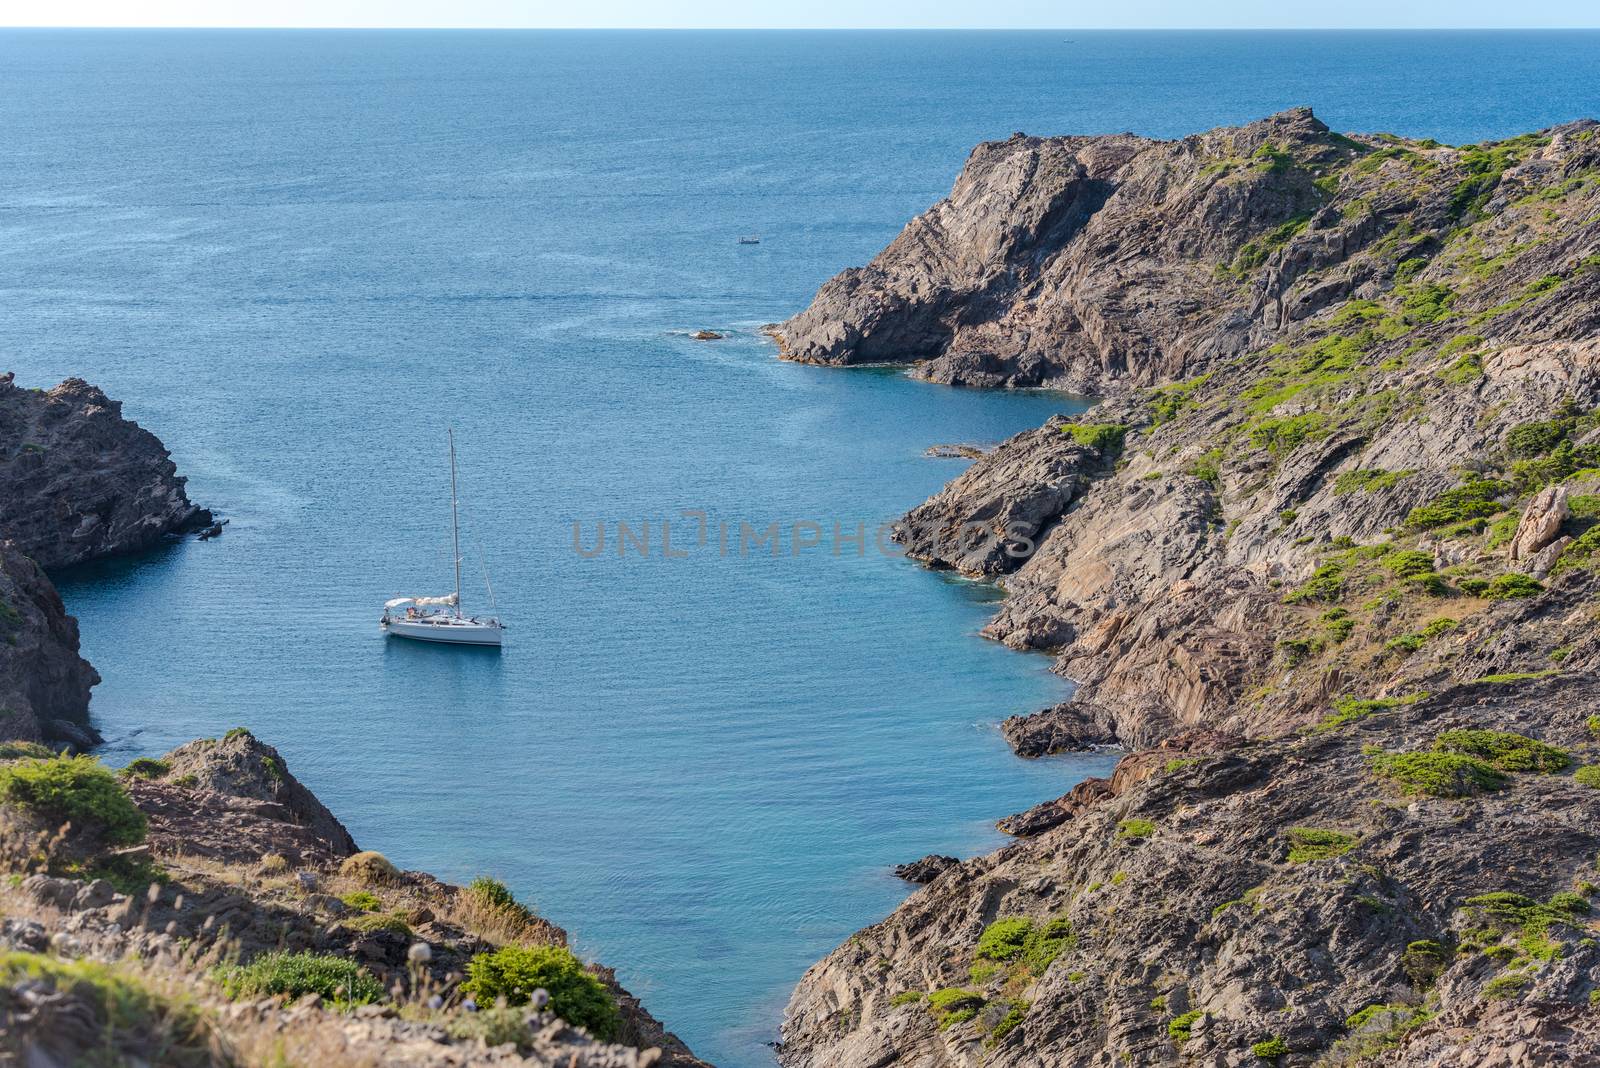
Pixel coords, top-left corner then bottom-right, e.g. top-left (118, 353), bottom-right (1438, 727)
top-left (449, 428), bottom-right (462, 619)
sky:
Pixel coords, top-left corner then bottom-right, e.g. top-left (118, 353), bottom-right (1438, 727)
top-left (4, 1), bottom-right (1600, 29)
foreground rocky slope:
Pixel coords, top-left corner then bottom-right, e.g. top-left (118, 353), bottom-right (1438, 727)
top-left (778, 111), bottom-right (1600, 1066)
top-left (0, 730), bottom-right (705, 1067)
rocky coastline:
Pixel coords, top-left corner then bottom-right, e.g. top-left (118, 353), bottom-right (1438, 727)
top-left (0, 376), bottom-right (704, 1067)
top-left (774, 110), bottom-right (1600, 1065)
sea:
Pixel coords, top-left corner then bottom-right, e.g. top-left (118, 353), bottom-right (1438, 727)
top-left (3, 28), bottom-right (1598, 1066)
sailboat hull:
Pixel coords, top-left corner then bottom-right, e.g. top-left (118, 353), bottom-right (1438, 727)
top-left (384, 618), bottom-right (504, 646)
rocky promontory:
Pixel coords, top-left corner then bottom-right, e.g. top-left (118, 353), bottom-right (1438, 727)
top-left (0, 374), bottom-right (211, 571)
top-left (777, 110), bottom-right (1600, 1066)
top-left (0, 373), bottom-right (213, 746)
top-left (0, 729), bottom-right (707, 1067)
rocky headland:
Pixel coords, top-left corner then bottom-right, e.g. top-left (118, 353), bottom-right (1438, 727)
top-left (774, 110), bottom-right (1600, 1065)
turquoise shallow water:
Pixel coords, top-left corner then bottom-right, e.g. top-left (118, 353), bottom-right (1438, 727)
top-left (3, 28), bottom-right (1599, 1067)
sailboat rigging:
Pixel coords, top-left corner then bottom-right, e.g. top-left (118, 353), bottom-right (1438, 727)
top-left (380, 428), bottom-right (505, 647)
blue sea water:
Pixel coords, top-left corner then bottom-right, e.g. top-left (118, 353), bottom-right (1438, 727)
top-left (2, 28), bottom-right (1598, 1067)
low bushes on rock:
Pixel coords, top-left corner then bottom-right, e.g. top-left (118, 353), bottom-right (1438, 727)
top-left (216, 951), bottom-right (383, 1007)
top-left (1434, 729), bottom-right (1569, 773)
top-left (1368, 751), bottom-right (1506, 797)
top-left (460, 945), bottom-right (619, 1039)
top-left (1285, 827), bottom-right (1359, 863)
top-left (0, 754), bottom-right (147, 845)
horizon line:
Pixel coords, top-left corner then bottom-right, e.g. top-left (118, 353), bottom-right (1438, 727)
top-left (7, 25), bottom-right (1600, 32)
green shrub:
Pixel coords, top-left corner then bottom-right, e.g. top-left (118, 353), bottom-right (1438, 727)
top-left (1117, 818), bottom-right (1155, 840)
top-left (974, 918), bottom-right (1032, 962)
top-left (1486, 573), bottom-right (1542, 599)
top-left (223, 727), bottom-right (253, 741)
top-left (986, 999), bottom-right (1028, 1045)
top-left (460, 945), bottom-right (619, 1039)
top-left (1434, 729), bottom-right (1570, 773)
top-left (889, 990), bottom-right (923, 1007)
top-left (1060, 423), bottom-right (1127, 452)
top-left (1185, 448), bottom-right (1224, 484)
top-left (1576, 766), bottom-right (1600, 789)
top-left (1404, 478), bottom-right (1507, 531)
top-left (1382, 549), bottom-right (1436, 578)
top-left (1021, 918), bottom-right (1074, 971)
top-left (1459, 577), bottom-right (1491, 596)
top-left (340, 890), bottom-right (381, 912)
top-left (0, 755), bottom-right (147, 845)
top-left (216, 951), bottom-right (383, 1006)
top-left (1252, 1035), bottom-right (1291, 1058)
top-left (1286, 827), bottom-right (1359, 863)
top-left (1284, 562), bottom-right (1345, 604)
top-left (1368, 751), bottom-right (1507, 797)
top-left (925, 987), bottom-right (985, 1029)
top-left (1168, 1009), bottom-right (1203, 1043)
top-left (1401, 940), bottom-right (1448, 987)
top-left (118, 758), bottom-right (170, 781)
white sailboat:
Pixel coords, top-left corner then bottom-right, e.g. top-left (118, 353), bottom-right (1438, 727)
top-left (381, 429), bottom-right (505, 647)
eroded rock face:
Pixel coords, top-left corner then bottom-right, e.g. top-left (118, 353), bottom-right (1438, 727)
top-left (0, 541), bottom-right (99, 745)
top-left (783, 673), bottom-right (1600, 1068)
top-left (775, 109), bottom-right (1356, 391)
top-left (0, 374), bottom-right (210, 570)
top-left (778, 111), bottom-right (1600, 1066)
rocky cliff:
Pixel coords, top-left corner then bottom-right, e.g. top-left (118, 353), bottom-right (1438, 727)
top-left (0, 730), bottom-right (707, 1067)
top-left (0, 541), bottom-right (99, 748)
top-left (778, 111), bottom-right (1600, 1066)
top-left (0, 373), bottom-right (212, 745)
top-left (0, 373), bottom-right (211, 571)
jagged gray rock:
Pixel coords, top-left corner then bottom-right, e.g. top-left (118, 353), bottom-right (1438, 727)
top-left (0, 542), bottom-right (99, 746)
top-left (0, 374), bottom-right (210, 570)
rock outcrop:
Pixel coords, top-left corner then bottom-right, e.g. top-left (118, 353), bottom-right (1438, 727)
top-left (0, 374), bottom-right (211, 571)
top-left (0, 733), bottom-right (708, 1068)
top-left (0, 542), bottom-right (99, 746)
top-left (0, 373), bottom-right (211, 745)
top-left (776, 111), bottom-right (1600, 1066)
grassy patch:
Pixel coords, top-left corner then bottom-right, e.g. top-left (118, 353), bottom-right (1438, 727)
top-left (926, 987), bottom-right (985, 1029)
top-left (1252, 1035), bottom-right (1291, 1059)
top-left (0, 952), bottom-right (212, 1066)
top-left (1335, 468), bottom-right (1414, 494)
top-left (118, 758), bottom-right (170, 781)
top-left (1285, 827), bottom-right (1359, 863)
top-left (1117, 818), bottom-right (1155, 840)
top-left (1059, 423), bottom-right (1127, 452)
top-left (216, 951), bottom-right (383, 1007)
top-left (1312, 691), bottom-right (1427, 731)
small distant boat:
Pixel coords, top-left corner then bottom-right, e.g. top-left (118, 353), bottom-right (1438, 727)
top-left (738, 235), bottom-right (761, 245)
top-left (381, 429), bottom-right (505, 647)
